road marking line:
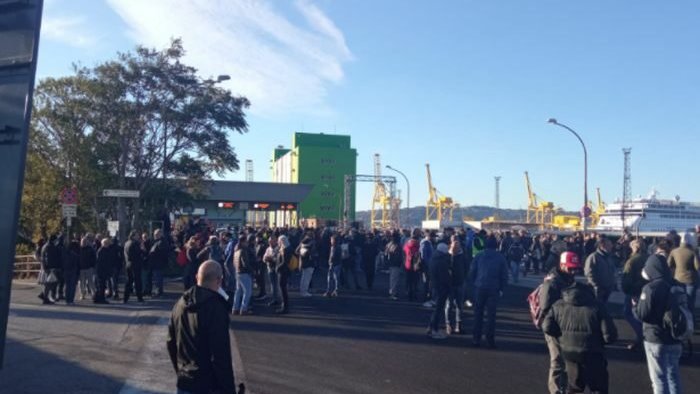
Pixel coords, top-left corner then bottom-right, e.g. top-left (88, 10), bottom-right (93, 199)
top-left (119, 316), bottom-right (173, 394)
top-left (230, 326), bottom-right (252, 394)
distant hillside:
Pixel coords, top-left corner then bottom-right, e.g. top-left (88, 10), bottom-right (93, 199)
top-left (355, 205), bottom-right (530, 228)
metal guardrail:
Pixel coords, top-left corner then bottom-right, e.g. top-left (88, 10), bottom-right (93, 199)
top-left (13, 255), bottom-right (40, 280)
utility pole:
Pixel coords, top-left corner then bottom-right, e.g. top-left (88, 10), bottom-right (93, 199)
top-left (622, 148), bottom-right (632, 231)
top-left (494, 176), bottom-right (501, 209)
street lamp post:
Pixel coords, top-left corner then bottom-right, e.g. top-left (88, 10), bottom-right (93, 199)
top-left (547, 118), bottom-right (589, 234)
top-left (386, 165), bottom-right (410, 228)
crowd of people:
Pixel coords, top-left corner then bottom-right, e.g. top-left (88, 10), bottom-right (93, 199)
top-left (33, 220), bottom-right (698, 394)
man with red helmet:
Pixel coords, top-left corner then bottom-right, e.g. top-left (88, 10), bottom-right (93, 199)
top-left (543, 251), bottom-right (618, 394)
top-left (539, 250), bottom-right (580, 393)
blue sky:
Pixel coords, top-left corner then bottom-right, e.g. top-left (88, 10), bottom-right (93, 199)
top-left (37, 0), bottom-right (700, 211)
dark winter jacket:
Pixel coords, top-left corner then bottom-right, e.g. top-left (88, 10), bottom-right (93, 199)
top-left (95, 246), bottom-right (115, 280)
top-left (329, 244), bottom-right (342, 267)
top-left (542, 282), bottom-right (618, 361)
top-left (124, 239), bottom-right (141, 269)
top-left (78, 245), bottom-right (96, 270)
top-left (430, 250), bottom-right (451, 294)
top-left (233, 247), bottom-right (253, 274)
top-left (62, 247), bottom-right (80, 274)
top-left (384, 241), bottom-right (403, 268)
top-left (296, 239), bottom-right (316, 269)
top-left (148, 239), bottom-right (169, 270)
top-left (470, 249), bottom-right (508, 291)
top-left (41, 242), bottom-right (63, 270)
top-left (166, 286), bottom-right (235, 394)
top-left (635, 253), bottom-right (681, 345)
top-left (584, 249), bottom-right (618, 292)
top-left (449, 250), bottom-right (467, 287)
top-left (621, 252), bottom-right (648, 298)
top-left (539, 267), bottom-right (576, 320)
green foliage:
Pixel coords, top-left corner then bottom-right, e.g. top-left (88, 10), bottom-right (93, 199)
top-left (23, 38), bottom-right (250, 237)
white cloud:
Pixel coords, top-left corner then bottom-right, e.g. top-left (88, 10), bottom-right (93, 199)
top-left (106, 0), bottom-right (353, 116)
top-left (42, 15), bottom-right (97, 48)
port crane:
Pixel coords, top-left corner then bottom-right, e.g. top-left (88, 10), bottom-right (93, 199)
top-left (425, 163), bottom-right (457, 223)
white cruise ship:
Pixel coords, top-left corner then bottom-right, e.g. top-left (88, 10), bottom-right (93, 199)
top-left (595, 190), bottom-right (700, 234)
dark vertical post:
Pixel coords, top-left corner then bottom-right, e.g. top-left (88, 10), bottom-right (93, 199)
top-left (0, 0), bottom-right (45, 367)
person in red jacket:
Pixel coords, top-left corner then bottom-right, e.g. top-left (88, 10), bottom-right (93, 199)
top-left (403, 228), bottom-right (422, 301)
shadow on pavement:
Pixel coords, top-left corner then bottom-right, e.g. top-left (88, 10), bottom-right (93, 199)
top-left (0, 338), bottom-right (125, 394)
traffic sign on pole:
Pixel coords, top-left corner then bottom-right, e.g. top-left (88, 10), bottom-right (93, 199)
top-left (102, 189), bottom-right (140, 198)
top-left (62, 204), bottom-right (77, 218)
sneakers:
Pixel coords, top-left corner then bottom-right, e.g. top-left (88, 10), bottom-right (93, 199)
top-left (331, 291), bottom-right (338, 297)
top-left (446, 325), bottom-right (452, 335)
top-left (422, 300), bottom-right (435, 308)
top-left (430, 330), bottom-right (447, 340)
top-left (302, 292), bottom-right (313, 297)
top-left (464, 300), bottom-right (473, 308)
top-left (323, 292), bottom-right (330, 297)
top-left (389, 295), bottom-right (399, 301)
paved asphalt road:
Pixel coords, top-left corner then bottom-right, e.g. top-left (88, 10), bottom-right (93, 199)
top-left (232, 270), bottom-right (700, 394)
top-left (2, 271), bottom-right (699, 393)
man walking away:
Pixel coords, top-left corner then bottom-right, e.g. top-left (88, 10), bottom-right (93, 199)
top-left (403, 229), bottom-right (422, 301)
top-left (635, 240), bottom-right (685, 394)
top-left (420, 231), bottom-right (435, 307)
top-left (584, 236), bottom-right (618, 303)
top-left (94, 238), bottom-right (114, 304)
top-left (167, 260), bottom-right (243, 394)
top-left (263, 236), bottom-right (281, 306)
top-left (538, 251), bottom-right (580, 394)
top-left (148, 229), bottom-right (169, 297)
top-left (445, 235), bottom-right (466, 335)
top-left (621, 238), bottom-right (648, 351)
top-left (506, 237), bottom-right (526, 284)
top-left (232, 237), bottom-right (254, 315)
top-left (325, 235), bottom-right (343, 297)
top-left (297, 235), bottom-right (316, 297)
top-left (542, 275), bottom-right (617, 393)
top-left (428, 243), bottom-right (451, 340)
top-left (385, 232), bottom-right (403, 300)
top-left (667, 231), bottom-right (699, 325)
top-left (470, 236), bottom-right (508, 348)
top-left (62, 240), bottom-right (80, 305)
top-left (123, 230), bottom-right (145, 304)
top-left (78, 234), bottom-right (96, 301)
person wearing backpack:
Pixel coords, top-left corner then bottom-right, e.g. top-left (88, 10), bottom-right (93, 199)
top-left (542, 273), bottom-right (618, 394)
top-left (635, 240), bottom-right (686, 394)
top-left (403, 229), bottom-right (422, 302)
top-left (536, 251), bottom-right (579, 394)
top-left (506, 237), bottom-right (526, 284)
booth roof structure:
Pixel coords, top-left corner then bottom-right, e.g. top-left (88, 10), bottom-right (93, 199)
top-left (204, 180), bottom-right (313, 203)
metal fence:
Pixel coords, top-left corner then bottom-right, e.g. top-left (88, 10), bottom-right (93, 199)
top-left (13, 255), bottom-right (40, 280)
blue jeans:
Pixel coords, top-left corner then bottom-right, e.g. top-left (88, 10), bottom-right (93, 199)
top-left (234, 273), bottom-right (253, 311)
top-left (430, 288), bottom-right (449, 332)
top-left (509, 261), bottom-right (519, 283)
top-left (473, 287), bottom-right (500, 345)
top-left (623, 295), bottom-right (643, 343)
top-left (644, 342), bottom-right (682, 394)
top-left (685, 284), bottom-right (696, 321)
top-left (152, 269), bottom-right (164, 295)
top-left (268, 266), bottom-right (280, 301)
top-left (327, 265), bottom-right (341, 293)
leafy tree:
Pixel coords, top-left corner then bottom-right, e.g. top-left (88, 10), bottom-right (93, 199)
top-left (25, 39), bottom-right (249, 240)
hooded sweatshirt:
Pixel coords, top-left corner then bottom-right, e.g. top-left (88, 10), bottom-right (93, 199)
top-left (635, 253), bottom-right (681, 345)
top-left (166, 286), bottom-right (236, 393)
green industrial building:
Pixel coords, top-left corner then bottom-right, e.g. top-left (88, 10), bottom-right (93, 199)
top-left (272, 132), bottom-right (357, 225)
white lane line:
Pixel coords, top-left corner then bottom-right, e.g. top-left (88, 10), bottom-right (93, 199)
top-left (230, 327), bottom-right (252, 394)
top-left (119, 316), bottom-right (173, 394)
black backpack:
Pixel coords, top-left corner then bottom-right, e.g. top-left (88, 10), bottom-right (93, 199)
top-left (663, 285), bottom-right (694, 342)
